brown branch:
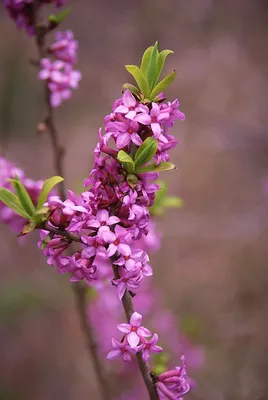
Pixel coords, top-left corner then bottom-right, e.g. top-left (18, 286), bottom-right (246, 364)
top-left (39, 223), bottom-right (82, 242)
top-left (112, 265), bottom-right (160, 400)
top-left (32, 5), bottom-right (111, 399)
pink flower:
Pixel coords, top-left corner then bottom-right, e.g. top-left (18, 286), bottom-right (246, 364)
top-left (39, 59), bottom-right (81, 108)
top-left (117, 312), bottom-right (151, 348)
top-left (50, 30), bottom-right (78, 65)
top-left (112, 269), bottom-right (143, 300)
top-left (107, 338), bottom-right (136, 362)
top-left (135, 102), bottom-right (170, 138)
top-left (139, 333), bottom-right (163, 362)
top-left (99, 225), bottom-right (132, 258)
top-left (114, 89), bottom-right (146, 120)
top-left (87, 209), bottom-right (120, 229)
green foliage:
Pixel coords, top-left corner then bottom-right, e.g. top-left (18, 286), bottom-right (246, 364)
top-left (0, 175), bottom-right (63, 234)
top-left (37, 176), bottom-right (63, 210)
top-left (9, 176), bottom-right (35, 217)
top-left (153, 352), bottom-right (170, 375)
top-left (125, 42), bottom-right (175, 101)
top-left (150, 71), bottom-right (176, 100)
top-left (135, 161), bottom-right (175, 174)
top-left (117, 150), bottom-right (135, 174)
top-left (134, 137), bottom-right (158, 168)
top-left (0, 188), bottom-right (29, 218)
top-left (125, 65), bottom-right (150, 98)
top-left (150, 180), bottom-right (184, 216)
top-left (49, 7), bottom-right (70, 24)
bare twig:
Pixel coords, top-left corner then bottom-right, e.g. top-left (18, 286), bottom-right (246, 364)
top-left (112, 265), bottom-right (159, 400)
top-left (32, 5), bottom-right (111, 399)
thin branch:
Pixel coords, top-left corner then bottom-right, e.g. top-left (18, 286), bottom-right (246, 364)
top-left (112, 265), bottom-right (160, 400)
top-left (39, 223), bottom-right (82, 242)
top-left (32, 5), bottom-right (111, 399)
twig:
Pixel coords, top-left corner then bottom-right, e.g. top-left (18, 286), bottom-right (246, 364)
top-left (39, 223), bottom-right (82, 242)
top-left (112, 265), bottom-right (160, 400)
top-left (32, 4), bottom-right (111, 399)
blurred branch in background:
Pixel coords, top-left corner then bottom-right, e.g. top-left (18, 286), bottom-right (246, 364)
top-left (0, 48), bottom-right (21, 155)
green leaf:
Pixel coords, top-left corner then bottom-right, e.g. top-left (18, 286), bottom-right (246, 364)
top-left (146, 42), bottom-right (159, 90)
top-left (0, 188), bottom-right (29, 218)
top-left (140, 46), bottom-right (153, 75)
top-left (154, 49), bottom-right (174, 86)
top-left (117, 150), bottom-right (135, 174)
top-left (150, 70), bottom-right (176, 99)
top-left (48, 7), bottom-right (70, 24)
top-left (127, 174), bottom-right (138, 188)
top-left (20, 222), bottom-right (36, 236)
top-left (32, 207), bottom-right (49, 224)
top-left (136, 162), bottom-right (175, 174)
top-left (134, 137), bottom-right (158, 168)
top-left (9, 177), bottom-right (35, 217)
top-left (122, 83), bottom-right (141, 98)
top-left (37, 176), bottom-right (63, 210)
top-left (163, 196), bottom-right (184, 208)
top-left (125, 65), bottom-right (150, 98)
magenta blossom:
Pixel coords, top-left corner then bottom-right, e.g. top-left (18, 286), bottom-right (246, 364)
top-left (139, 333), bottom-right (163, 362)
top-left (135, 102), bottom-right (170, 138)
top-left (117, 312), bottom-right (151, 348)
top-left (112, 269), bottom-right (143, 300)
top-left (50, 30), bottom-right (78, 65)
top-left (107, 338), bottom-right (137, 362)
top-left (113, 89), bottom-right (147, 120)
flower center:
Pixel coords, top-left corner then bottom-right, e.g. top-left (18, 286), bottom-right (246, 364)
top-left (151, 116), bottom-right (157, 123)
top-left (127, 128), bottom-right (133, 134)
top-left (131, 326), bottom-right (137, 332)
top-left (114, 239), bottom-right (120, 246)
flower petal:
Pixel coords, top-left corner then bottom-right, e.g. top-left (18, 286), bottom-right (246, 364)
top-left (107, 349), bottom-right (122, 360)
top-left (130, 311), bottom-right (142, 327)
top-left (135, 113), bottom-right (151, 125)
top-left (138, 326), bottom-right (152, 337)
top-left (117, 282), bottom-right (126, 300)
top-left (127, 331), bottom-right (140, 348)
top-left (122, 352), bottom-right (132, 362)
top-left (151, 122), bottom-right (162, 137)
top-left (116, 132), bottom-right (130, 149)
top-left (117, 323), bottom-right (130, 334)
top-left (123, 89), bottom-right (136, 107)
top-left (81, 246), bottom-right (96, 259)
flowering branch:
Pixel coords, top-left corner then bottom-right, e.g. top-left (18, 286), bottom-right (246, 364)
top-left (112, 264), bottom-right (159, 399)
top-left (1, 4), bottom-right (192, 399)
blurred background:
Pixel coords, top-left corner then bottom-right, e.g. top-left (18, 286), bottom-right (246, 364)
top-left (1, 0), bottom-right (268, 399)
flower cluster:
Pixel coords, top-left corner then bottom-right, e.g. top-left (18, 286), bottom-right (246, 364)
top-left (39, 30), bottom-right (81, 107)
top-left (0, 157), bottom-right (43, 232)
top-left (4, 0), bottom-right (66, 35)
top-left (39, 89), bottom-right (184, 293)
top-left (107, 312), bottom-right (162, 362)
top-left (107, 312), bottom-right (163, 362)
top-left (36, 84), bottom-right (189, 397)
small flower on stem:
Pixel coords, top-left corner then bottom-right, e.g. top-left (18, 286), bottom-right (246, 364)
top-left (139, 333), bottom-right (163, 362)
top-left (107, 337), bottom-right (137, 362)
top-left (117, 312), bottom-right (151, 348)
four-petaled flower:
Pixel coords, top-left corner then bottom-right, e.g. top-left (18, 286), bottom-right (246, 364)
top-left (117, 312), bottom-right (151, 348)
top-left (106, 338), bottom-right (136, 362)
top-left (138, 333), bottom-right (163, 362)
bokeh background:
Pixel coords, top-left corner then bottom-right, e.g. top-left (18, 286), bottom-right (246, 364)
top-left (1, 0), bottom-right (268, 399)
